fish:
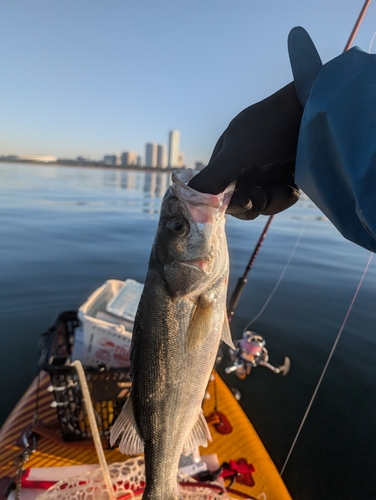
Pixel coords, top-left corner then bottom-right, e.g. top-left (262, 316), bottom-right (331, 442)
top-left (110, 169), bottom-right (235, 500)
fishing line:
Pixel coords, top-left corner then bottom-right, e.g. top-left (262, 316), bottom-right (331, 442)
top-left (368, 30), bottom-right (376, 52)
top-left (242, 220), bottom-right (307, 333)
top-left (280, 251), bottom-right (374, 477)
top-left (33, 370), bottom-right (41, 427)
top-left (213, 371), bottom-right (219, 412)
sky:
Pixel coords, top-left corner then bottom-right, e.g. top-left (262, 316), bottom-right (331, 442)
top-left (0, 0), bottom-right (375, 168)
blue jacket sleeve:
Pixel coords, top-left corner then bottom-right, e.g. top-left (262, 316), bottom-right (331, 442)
top-left (294, 47), bottom-right (376, 253)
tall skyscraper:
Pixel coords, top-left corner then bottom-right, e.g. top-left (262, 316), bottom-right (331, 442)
top-left (145, 143), bottom-right (157, 167)
top-left (168, 130), bottom-right (180, 168)
top-left (157, 144), bottom-right (167, 168)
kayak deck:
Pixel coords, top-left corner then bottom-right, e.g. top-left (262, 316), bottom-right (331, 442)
top-left (0, 371), bottom-right (291, 499)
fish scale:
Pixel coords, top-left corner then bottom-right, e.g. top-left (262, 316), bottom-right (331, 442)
top-left (110, 169), bottom-right (235, 500)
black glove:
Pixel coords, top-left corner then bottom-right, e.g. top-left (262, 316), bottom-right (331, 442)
top-left (188, 27), bottom-right (323, 220)
top-left (188, 82), bottom-right (302, 219)
top-left (226, 156), bottom-right (299, 220)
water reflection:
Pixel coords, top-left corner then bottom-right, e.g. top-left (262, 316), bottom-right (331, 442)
top-left (143, 173), bottom-right (169, 198)
top-left (0, 164), bottom-right (172, 217)
top-left (142, 173), bottom-right (170, 213)
top-left (97, 169), bottom-right (170, 213)
top-left (121, 171), bottom-right (137, 190)
top-left (105, 170), bottom-right (170, 201)
top-left (156, 174), bottom-right (168, 198)
top-left (143, 173), bottom-right (157, 198)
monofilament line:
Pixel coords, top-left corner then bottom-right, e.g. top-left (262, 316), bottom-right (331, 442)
top-left (280, 251), bottom-right (374, 477)
top-left (368, 30), bottom-right (376, 53)
top-left (243, 221), bottom-right (307, 332)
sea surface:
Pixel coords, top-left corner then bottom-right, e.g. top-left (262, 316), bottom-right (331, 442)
top-left (1, 162), bottom-right (375, 500)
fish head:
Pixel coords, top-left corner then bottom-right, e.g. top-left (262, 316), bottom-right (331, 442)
top-left (150, 169), bottom-right (235, 297)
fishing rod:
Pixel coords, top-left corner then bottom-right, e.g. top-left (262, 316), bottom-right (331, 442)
top-left (227, 0), bottom-right (373, 321)
top-left (227, 215), bottom-right (273, 319)
top-left (344, 0), bottom-right (372, 51)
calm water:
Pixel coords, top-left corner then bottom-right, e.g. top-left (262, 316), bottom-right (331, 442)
top-left (1, 162), bottom-right (375, 499)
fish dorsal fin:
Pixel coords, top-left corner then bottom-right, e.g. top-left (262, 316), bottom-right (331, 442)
top-left (182, 410), bottom-right (212, 456)
top-left (221, 310), bottom-right (235, 349)
top-left (186, 298), bottom-right (214, 354)
top-left (109, 397), bottom-right (144, 455)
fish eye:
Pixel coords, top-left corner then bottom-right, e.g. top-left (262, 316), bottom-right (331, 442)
top-left (167, 217), bottom-right (190, 237)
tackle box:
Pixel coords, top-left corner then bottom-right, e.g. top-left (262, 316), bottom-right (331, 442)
top-left (39, 311), bottom-right (131, 443)
top-left (75, 279), bottom-right (143, 368)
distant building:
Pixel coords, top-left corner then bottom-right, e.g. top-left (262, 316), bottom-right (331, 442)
top-left (121, 151), bottom-right (138, 166)
top-left (9, 155), bottom-right (57, 163)
top-left (76, 156), bottom-right (90, 163)
top-left (178, 153), bottom-right (185, 168)
top-left (145, 143), bottom-right (157, 167)
top-left (168, 130), bottom-right (180, 168)
top-left (103, 154), bottom-right (121, 165)
top-left (137, 156), bottom-right (142, 166)
top-left (157, 144), bottom-right (167, 168)
top-left (195, 162), bottom-right (206, 170)
top-left (103, 155), bottom-right (113, 164)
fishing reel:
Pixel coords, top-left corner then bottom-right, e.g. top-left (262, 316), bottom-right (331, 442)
top-left (225, 331), bottom-right (290, 380)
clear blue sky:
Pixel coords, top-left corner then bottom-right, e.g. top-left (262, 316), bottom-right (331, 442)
top-left (1, 1), bottom-right (375, 167)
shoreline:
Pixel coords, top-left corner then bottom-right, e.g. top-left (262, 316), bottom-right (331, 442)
top-left (0, 157), bottom-right (185, 174)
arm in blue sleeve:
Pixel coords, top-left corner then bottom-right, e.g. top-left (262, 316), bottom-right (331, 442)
top-left (293, 46), bottom-right (376, 253)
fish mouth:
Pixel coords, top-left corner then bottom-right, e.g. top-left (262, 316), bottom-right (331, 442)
top-left (179, 244), bottom-right (216, 274)
top-left (180, 259), bottom-right (213, 274)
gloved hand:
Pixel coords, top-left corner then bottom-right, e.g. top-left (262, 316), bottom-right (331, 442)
top-left (188, 27), bottom-right (322, 220)
top-left (188, 83), bottom-right (302, 219)
top-left (226, 155), bottom-right (298, 219)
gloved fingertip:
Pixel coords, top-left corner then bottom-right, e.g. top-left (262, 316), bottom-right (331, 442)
top-left (261, 186), bottom-right (300, 215)
top-left (226, 189), bottom-right (253, 215)
top-left (228, 208), bottom-right (261, 221)
top-left (288, 27), bottom-right (322, 106)
top-left (226, 187), bottom-right (267, 220)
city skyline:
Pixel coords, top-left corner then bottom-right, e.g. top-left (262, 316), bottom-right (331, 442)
top-left (0, 128), bottom-right (194, 170)
top-left (103, 129), bottom-right (187, 168)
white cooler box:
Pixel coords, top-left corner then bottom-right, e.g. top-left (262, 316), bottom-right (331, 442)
top-left (73, 279), bottom-right (143, 368)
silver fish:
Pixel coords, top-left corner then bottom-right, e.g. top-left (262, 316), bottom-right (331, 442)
top-left (110, 169), bottom-right (235, 500)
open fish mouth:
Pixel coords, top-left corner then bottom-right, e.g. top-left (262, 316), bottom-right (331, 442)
top-left (180, 259), bottom-right (213, 274)
top-left (179, 244), bottom-right (215, 274)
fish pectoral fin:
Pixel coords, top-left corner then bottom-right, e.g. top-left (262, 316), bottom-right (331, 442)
top-left (221, 310), bottom-right (235, 349)
top-left (186, 300), bottom-right (214, 353)
top-left (182, 411), bottom-right (212, 456)
top-left (109, 397), bottom-right (144, 455)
